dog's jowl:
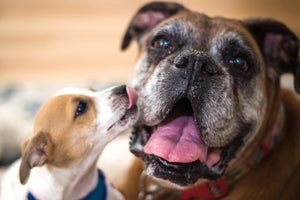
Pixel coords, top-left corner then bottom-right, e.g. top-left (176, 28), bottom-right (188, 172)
top-left (118, 2), bottom-right (300, 200)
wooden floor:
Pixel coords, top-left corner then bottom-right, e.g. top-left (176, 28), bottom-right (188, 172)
top-left (0, 0), bottom-right (299, 84)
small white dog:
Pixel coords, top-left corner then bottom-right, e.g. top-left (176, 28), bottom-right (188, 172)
top-left (0, 85), bottom-right (138, 200)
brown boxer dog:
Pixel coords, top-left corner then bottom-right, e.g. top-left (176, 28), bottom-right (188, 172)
top-left (117, 2), bottom-right (300, 199)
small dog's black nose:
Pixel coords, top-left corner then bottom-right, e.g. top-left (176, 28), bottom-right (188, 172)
top-left (113, 85), bottom-right (127, 95)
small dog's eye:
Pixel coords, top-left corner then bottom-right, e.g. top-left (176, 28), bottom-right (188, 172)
top-left (228, 57), bottom-right (248, 72)
top-left (153, 38), bottom-right (173, 50)
top-left (75, 101), bottom-right (88, 117)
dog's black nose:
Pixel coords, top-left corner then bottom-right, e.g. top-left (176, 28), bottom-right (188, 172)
top-left (174, 49), bottom-right (219, 78)
top-left (174, 49), bottom-right (199, 68)
top-left (113, 85), bottom-right (127, 95)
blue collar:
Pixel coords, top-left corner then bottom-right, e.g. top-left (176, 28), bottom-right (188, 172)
top-left (27, 169), bottom-right (107, 200)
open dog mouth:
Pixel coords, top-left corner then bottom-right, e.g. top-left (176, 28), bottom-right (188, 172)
top-left (130, 98), bottom-right (245, 186)
top-left (144, 99), bottom-right (222, 166)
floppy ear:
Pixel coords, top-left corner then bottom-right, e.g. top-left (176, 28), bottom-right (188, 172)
top-left (19, 132), bottom-right (52, 184)
top-left (121, 2), bottom-right (187, 50)
top-left (243, 19), bottom-right (300, 93)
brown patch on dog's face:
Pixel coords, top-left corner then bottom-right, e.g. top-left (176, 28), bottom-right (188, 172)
top-left (19, 95), bottom-right (97, 184)
top-left (34, 95), bottom-right (97, 167)
top-left (124, 2), bottom-right (299, 187)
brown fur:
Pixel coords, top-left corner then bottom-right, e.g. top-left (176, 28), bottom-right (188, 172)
top-left (32, 95), bottom-right (97, 167)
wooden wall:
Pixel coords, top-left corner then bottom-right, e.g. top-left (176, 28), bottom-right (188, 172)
top-left (0, 0), bottom-right (299, 84)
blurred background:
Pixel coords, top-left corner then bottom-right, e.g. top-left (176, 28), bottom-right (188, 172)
top-left (1, 0), bottom-right (299, 84)
top-left (0, 0), bottom-right (299, 186)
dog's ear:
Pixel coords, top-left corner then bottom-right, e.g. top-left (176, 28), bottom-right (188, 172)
top-left (243, 19), bottom-right (300, 93)
top-left (19, 132), bottom-right (52, 185)
top-left (121, 2), bottom-right (187, 50)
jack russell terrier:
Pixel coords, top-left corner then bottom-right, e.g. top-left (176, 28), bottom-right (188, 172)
top-left (0, 85), bottom-right (138, 200)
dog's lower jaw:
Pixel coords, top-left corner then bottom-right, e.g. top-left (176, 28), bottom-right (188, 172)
top-left (145, 156), bottom-right (223, 186)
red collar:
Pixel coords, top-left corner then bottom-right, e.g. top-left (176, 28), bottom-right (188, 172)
top-left (180, 104), bottom-right (285, 199)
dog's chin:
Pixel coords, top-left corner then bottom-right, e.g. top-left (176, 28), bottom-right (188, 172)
top-left (130, 99), bottom-right (245, 187)
top-left (108, 104), bottom-right (138, 132)
top-left (119, 104), bottom-right (139, 127)
top-left (145, 155), bottom-right (223, 187)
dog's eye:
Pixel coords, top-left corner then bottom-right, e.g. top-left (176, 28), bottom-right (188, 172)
top-left (75, 101), bottom-right (88, 117)
top-left (153, 38), bottom-right (173, 50)
top-left (228, 57), bottom-right (248, 72)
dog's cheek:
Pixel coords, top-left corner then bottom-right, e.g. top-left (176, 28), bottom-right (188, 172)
top-left (237, 77), bottom-right (267, 141)
top-left (53, 130), bottom-right (93, 167)
top-left (130, 52), bottom-right (150, 90)
top-left (199, 82), bottom-right (237, 147)
top-left (95, 92), bottom-right (121, 130)
top-left (130, 53), bottom-right (163, 123)
top-left (137, 79), bottom-right (164, 125)
top-left (137, 58), bottom-right (191, 124)
top-left (203, 75), bottom-right (266, 148)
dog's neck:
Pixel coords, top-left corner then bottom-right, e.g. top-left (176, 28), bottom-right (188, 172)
top-left (27, 149), bottom-right (102, 200)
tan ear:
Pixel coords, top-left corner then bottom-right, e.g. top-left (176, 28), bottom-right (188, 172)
top-left (19, 132), bottom-right (52, 185)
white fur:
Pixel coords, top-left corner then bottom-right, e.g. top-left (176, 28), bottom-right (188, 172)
top-left (0, 87), bottom-right (129, 200)
top-left (56, 87), bottom-right (113, 97)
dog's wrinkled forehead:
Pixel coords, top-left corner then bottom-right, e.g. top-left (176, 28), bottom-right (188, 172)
top-left (150, 12), bottom-right (259, 56)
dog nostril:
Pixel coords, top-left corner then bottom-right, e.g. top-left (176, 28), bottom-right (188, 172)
top-left (202, 63), bottom-right (218, 75)
top-left (113, 85), bottom-right (127, 95)
top-left (174, 55), bottom-right (189, 68)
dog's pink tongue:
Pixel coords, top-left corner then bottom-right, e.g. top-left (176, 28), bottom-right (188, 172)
top-left (126, 86), bottom-right (138, 109)
top-left (144, 116), bottom-right (208, 163)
